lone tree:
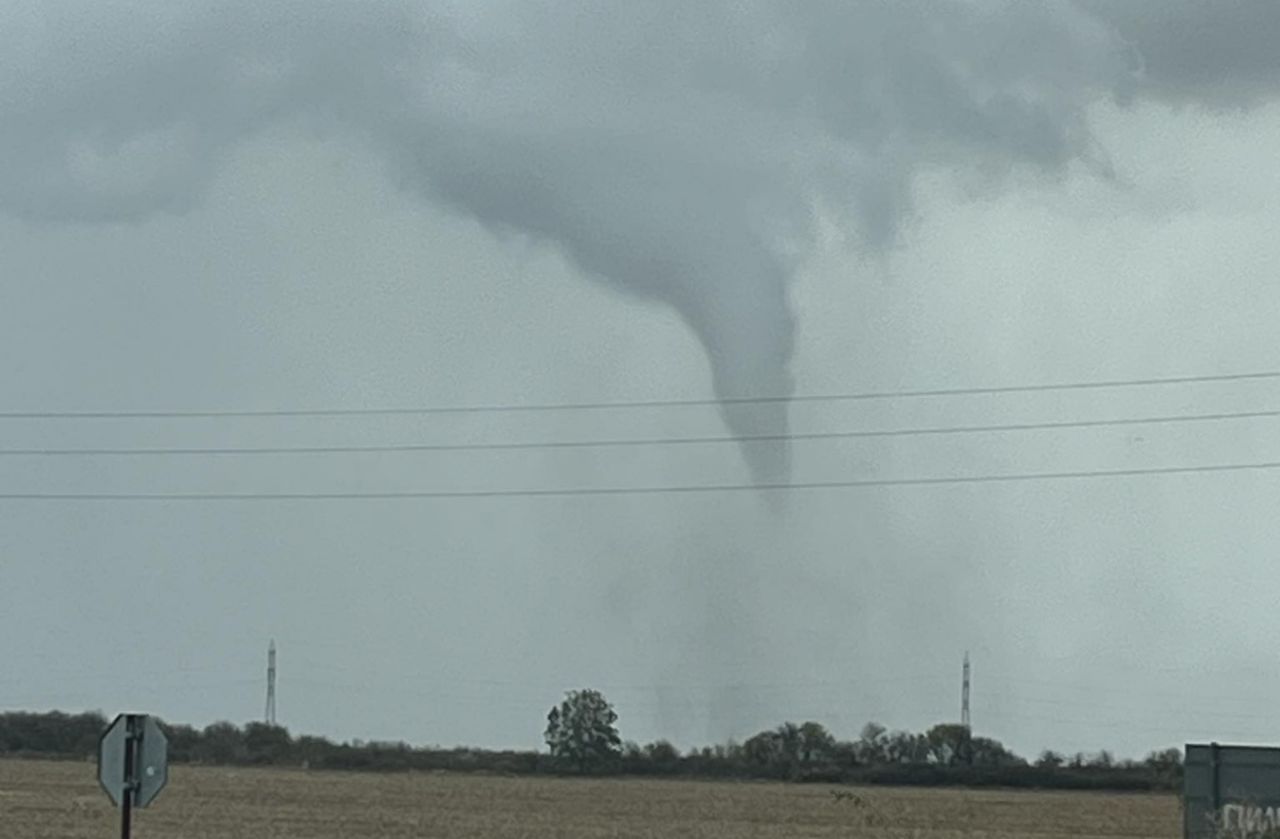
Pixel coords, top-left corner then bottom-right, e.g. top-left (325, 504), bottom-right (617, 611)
top-left (544, 689), bottom-right (621, 771)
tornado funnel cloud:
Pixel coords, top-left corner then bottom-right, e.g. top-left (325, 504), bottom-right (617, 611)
top-left (681, 269), bottom-right (795, 486)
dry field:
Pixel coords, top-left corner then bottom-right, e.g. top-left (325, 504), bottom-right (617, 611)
top-left (0, 758), bottom-right (1180, 838)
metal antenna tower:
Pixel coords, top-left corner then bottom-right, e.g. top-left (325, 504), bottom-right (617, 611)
top-left (265, 639), bottom-right (277, 726)
top-left (961, 651), bottom-right (971, 730)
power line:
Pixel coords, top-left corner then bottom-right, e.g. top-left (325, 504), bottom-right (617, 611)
top-left (2, 459), bottom-right (1278, 501)
top-left (983, 693), bottom-right (1280, 724)
top-left (2, 407), bottom-right (1277, 457)
top-left (2, 369), bottom-right (1279, 419)
top-left (980, 708), bottom-right (1265, 740)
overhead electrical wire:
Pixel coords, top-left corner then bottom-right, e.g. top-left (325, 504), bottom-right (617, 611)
top-left (3, 368), bottom-right (1276, 500)
top-left (0, 406), bottom-right (1275, 456)
top-left (2, 459), bottom-right (1279, 500)
top-left (978, 708), bottom-right (1266, 740)
top-left (1, 369), bottom-right (1278, 419)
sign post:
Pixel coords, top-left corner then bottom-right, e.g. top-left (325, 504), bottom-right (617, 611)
top-left (98, 714), bottom-right (168, 838)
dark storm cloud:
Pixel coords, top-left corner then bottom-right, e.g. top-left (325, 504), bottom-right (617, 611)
top-left (2, 1), bottom-right (1273, 479)
top-left (0, 2), bottom-right (423, 222)
top-left (1087, 0), bottom-right (1280, 105)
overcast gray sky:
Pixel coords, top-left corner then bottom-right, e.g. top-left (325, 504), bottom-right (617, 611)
top-left (3, 1), bottom-right (1280, 760)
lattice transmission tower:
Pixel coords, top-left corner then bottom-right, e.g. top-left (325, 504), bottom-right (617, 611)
top-left (265, 639), bottom-right (277, 726)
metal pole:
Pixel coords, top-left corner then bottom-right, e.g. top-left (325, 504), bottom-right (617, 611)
top-left (121, 786), bottom-right (132, 839)
top-left (121, 715), bottom-right (137, 839)
top-left (1209, 741), bottom-right (1221, 820)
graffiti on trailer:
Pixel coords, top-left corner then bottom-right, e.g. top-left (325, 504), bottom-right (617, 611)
top-left (1216, 803), bottom-right (1280, 836)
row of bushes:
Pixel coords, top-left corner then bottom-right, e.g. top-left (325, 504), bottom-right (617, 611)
top-left (0, 710), bottom-right (1181, 792)
top-left (0, 711), bottom-right (107, 758)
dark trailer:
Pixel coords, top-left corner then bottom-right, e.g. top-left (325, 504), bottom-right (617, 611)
top-left (1185, 743), bottom-right (1280, 838)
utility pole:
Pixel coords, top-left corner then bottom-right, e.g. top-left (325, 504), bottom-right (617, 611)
top-left (961, 651), bottom-right (971, 731)
top-left (265, 639), bottom-right (277, 726)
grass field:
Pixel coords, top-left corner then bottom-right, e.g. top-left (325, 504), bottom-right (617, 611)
top-left (0, 758), bottom-right (1180, 838)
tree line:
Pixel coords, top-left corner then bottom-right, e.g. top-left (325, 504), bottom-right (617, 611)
top-left (541, 689), bottom-right (1182, 791)
top-left (0, 695), bottom-right (1183, 792)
